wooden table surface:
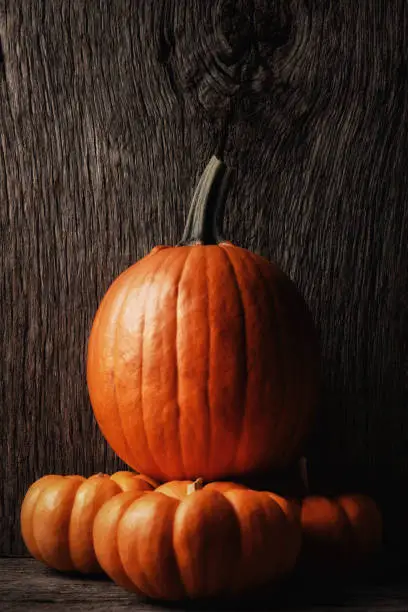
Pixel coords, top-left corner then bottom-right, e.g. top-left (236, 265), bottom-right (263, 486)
top-left (1, 558), bottom-right (407, 612)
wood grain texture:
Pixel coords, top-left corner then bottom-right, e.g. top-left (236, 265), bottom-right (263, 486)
top-left (1, 0), bottom-right (407, 555)
top-left (1, 558), bottom-right (408, 611)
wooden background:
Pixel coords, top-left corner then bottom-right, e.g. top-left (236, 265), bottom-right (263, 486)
top-left (1, 0), bottom-right (407, 557)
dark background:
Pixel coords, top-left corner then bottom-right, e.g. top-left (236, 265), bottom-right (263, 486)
top-left (1, 0), bottom-right (407, 559)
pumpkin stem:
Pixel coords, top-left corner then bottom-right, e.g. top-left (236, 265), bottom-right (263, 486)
top-left (187, 478), bottom-right (204, 495)
top-left (178, 156), bottom-right (233, 246)
top-left (299, 456), bottom-right (310, 495)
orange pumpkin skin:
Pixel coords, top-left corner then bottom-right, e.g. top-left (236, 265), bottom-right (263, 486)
top-left (93, 491), bottom-right (146, 590)
top-left (337, 494), bottom-right (383, 561)
top-left (20, 472), bottom-right (156, 573)
top-left (300, 494), bottom-right (382, 573)
top-left (93, 482), bottom-right (302, 600)
top-left (154, 480), bottom-right (195, 500)
top-left (110, 471), bottom-right (159, 491)
top-left (154, 479), bottom-right (247, 499)
top-left (87, 157), bottom-right (320, 482)
top-left (203, 480), bottom-right (248, 494)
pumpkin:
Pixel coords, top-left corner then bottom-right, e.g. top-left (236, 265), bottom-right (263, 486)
top-left (20, 471), bottom-right (158, 573)
top-left (87, 155), bottom-right (320, 482)
top-left (300, 493), bottom-right (382, 573)
top-left (154, 477), bottom-right (248, 499)
top-left (93, 479), bottom-right (301, 599)
top-left (93, 478), bottom-right (248, 590)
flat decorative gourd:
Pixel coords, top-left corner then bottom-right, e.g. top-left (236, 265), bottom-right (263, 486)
top-left (300, 493), bottom-right (383, 573)
top-left (20, 472), bottom-right (157, 573)
top-left (93, 479), bottom-right (302, 599)
top-left (87, 156), bottom-right (320, 482)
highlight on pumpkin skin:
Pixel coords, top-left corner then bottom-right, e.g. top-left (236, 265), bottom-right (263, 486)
top-left (110, 471), bottom-right (159, 491)
top-left (87, 155), bottom-right (320, 483)
top-left (93, 478), bottom-right (302, 599)
top-left (154, 478), bottom-right (248, 499)
top-left (20, 471), bottom-right (157, 573)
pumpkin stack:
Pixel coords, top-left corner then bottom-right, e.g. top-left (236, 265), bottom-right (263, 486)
top-left (21, 156), bottom-right (382, 600)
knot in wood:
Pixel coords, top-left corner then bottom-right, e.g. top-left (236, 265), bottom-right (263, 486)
top-left (179, 0), bottom-right (294, 119)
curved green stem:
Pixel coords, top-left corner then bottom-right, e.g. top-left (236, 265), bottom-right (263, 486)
top-left (178, 156), bottom-right (233, 246)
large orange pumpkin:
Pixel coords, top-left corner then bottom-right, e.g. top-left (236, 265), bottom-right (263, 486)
top-left (93, 479), bottom-right (301, 599)
top-left (87, 156), bottom-right (320, 481)
top-left (20, 472), bottom-right (157, 573)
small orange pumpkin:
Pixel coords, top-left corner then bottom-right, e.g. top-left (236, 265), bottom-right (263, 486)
top-left (300, 493), bottom-right (382, 573)
top-left (20, 472), bottom-right (158, 573)
top-left (93, 479), bottom-right (301, 599)
top-left (87, 156), bottom-right (320, 482)
top-left (154, 478), bottom-right (248, 499)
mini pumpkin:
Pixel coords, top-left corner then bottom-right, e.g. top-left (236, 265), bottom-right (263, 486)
top-left (300, 493), bottom-right (382, 573)
top-left (154, 478), bottom-right (248, 499)
top-left (87, 156), bottom-right (320, 482)
top-left (93, 479), bottom-right (301, 600)
top-left (20, 471), bottom-right (157, 573)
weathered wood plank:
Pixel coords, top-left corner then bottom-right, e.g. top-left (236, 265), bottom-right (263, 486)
top-left (1, 558), bottom-right (408, 612)
top-left (1, 0), bottom-right (407, 555)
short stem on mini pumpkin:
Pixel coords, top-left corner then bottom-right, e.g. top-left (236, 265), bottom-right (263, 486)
top-left (178, 156), bottom-right (233, 246)
top-left (299, 456), bottom-right (310, 495)
top-left (187, 478), bottom-right (204, 495)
